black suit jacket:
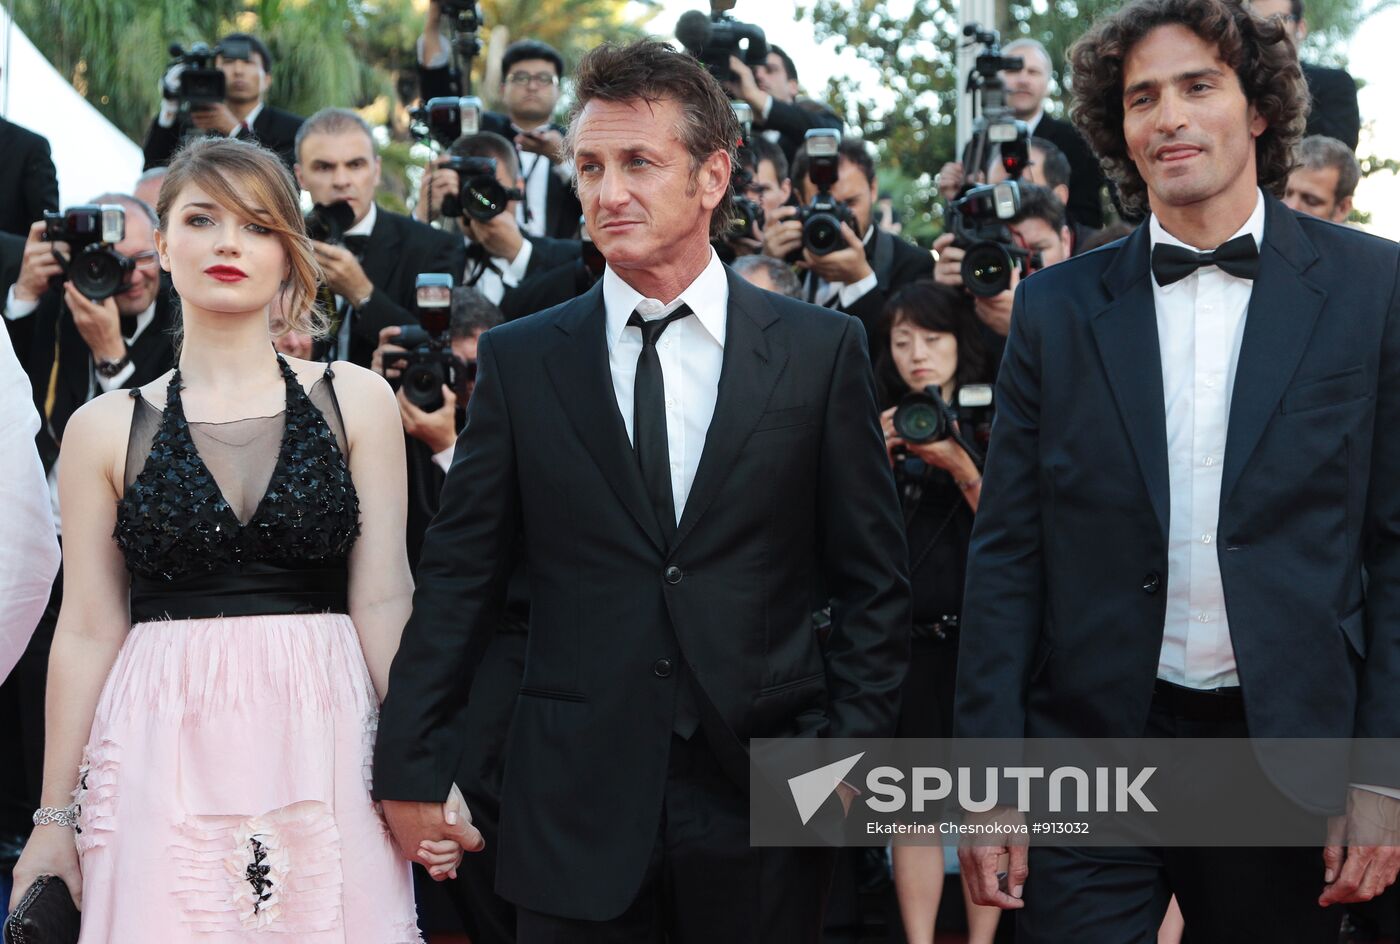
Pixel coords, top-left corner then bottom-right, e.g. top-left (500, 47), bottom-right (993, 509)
top-left (142, 104), bottom-right (304, 170)
top-left (0, 119), bottom-right (59, 239)
top-left (761, 98), bottom-right (843, 165)
top-left (954, 198), bottom-right (1400, 811)
top-left (829, 228), bottom-right (933, 342)
top-left (344, 207), bottom-right (465, 367)
top-left (374, 268), bottom-right (910, 920)
top-left (1032, 114), bottom-right (1108, 230)
top-left (1302, 62), bottom-right (1361, 151)
top-left (23, 284), bottom-right (178, 470)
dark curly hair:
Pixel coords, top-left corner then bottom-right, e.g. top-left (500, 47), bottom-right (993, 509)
top-left (1068, 0), bottom-right (1306, 216)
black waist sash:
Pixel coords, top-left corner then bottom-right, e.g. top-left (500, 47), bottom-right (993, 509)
top-left (130, 562), bottom-right (349, 623)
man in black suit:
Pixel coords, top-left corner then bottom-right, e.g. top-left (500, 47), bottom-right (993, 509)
top-left (763, 137), bottom-right (931, 343)
top-left (417, 131), bottom-right (580, 314)
top-left (418, 16), bottom-right (581, 239)
top-left (0, 193), bottom-right (176, 840)
top-left (374, 38), bottom-right (910, 942)
top-left (143, 33), bottom-right (303, 170)
top-left (0, 113), bottom-right (59, 239)
top-left (956, 1), bottom-right (1400, 940)
top-left (1250, 0), bottom-right (1360, 149)
top-left (293, 108), bottom-right (464, 367)
top-left (725, 45), bottom-right (843, 165)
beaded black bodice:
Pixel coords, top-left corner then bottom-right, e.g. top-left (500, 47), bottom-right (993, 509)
top-left (114, 356), bottom-right (361, 584)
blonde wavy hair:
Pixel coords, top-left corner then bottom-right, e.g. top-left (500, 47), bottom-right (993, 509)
top-left (156, 136), bottom-right (327, 339)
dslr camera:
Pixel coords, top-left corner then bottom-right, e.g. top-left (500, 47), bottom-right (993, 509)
top-left (383, 274), bottom-right (471, 413)
top-left (304, 201), bottom-right (355, 246)
top-left (164, 36), bottom-right (253, 107)
top-left (43, 205), bottom-right (134, 301)
top-left (675, 4), bottom-right (768, 85)
top-left (411, 95), bottom-right (482, 150)
top-left (440, 156), bottom-right (523, 222)
top-left (794, 129), bottom-right (857, 257)
top-left (726, 102), bottom-right (765, 244)
top-left (893, 383), bottom-right (994, 468)
top-left (959, 25), bottom-right (1031, 191)
top-left (945, 181), bottom-right (1040, 297)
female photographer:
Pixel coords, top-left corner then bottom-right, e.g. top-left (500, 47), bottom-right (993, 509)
top-left (876, 280), bottom-right (1001, 944)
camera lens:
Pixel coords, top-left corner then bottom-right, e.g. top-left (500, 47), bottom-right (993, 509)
top-left (961, 241), bottom-right (1015, 297)
top-left (893, 393), bottom-right (949, 444)
top-left (464, 178), bottom-right (508, 222)
top-left (402, 361), bottom-right (447, 412)
top-left (803, 212), bottom-right (842, 255)
top-left (71, 248), bottom-right (127, 301)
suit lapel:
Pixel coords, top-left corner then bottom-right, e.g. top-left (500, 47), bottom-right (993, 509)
top-left (1221, 200), bottom-right (1325, 506)
top-left (1089, 224), bottom-right (1171, 538)
top-left (543, 283), bottom-right (667, 553)
top-left (361, 208), bottom-right (400, 288)
top-left (671, 270), bottom-right (788, 552)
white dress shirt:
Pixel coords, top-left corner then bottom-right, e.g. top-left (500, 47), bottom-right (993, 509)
top-left (603, 249), bottom-right (728, 524)
top-left (0, 327), bottom-right (60, 682)
top-left (465, 235), bottom-right (534, 307)
top-left (1152, 189), bottom-right (1265, 689)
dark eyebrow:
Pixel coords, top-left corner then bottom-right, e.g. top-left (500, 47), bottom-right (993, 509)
top-left (1124, 68), bottom-right (1225, 100)
top-left (179, 202), bottom-right (220, 211)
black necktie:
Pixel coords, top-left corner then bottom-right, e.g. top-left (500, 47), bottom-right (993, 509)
top-left (1150, 234), bottom-right (1260, 286)
top-left (629, 304), bottom-right (692, 543)
top-left (342, 235), bottom-right (370, 260)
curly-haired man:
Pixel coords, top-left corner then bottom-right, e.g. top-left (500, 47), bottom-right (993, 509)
top-left (953, 0), bottom-right (1400, 939)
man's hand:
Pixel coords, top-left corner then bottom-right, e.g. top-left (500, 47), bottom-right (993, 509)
top-left (312, 241), bottom-right (374, 303)
top-left (14, 220), bottom-right (66, 303)
top-left (724, 56), bottom-right (769, 114)
top-left (467, 212), bottom-right (524, 265)
top-left (372, 326), bottom-right (407, 379)
top-left (417, 160), bottom-right (461, 222)
top-left (881, 406), bottom-right (979, 480)
top-left (973, 266), bottom-right (1019, 338)
top-left (516, 128), bottom-right (564, 164)
top-left (63, 283), bottom-right (127, 363)
top-left (802, 223), bottom-right (873, 286)
top-left (932, 233), bottom-right (964, 289)
top-left (398, 385), bottom-right (459, 454)
top-left (958, 806), bottom-right (1029, 909)
top-left (381, 782), bottom-right (483, 882)
top-left (936, 161), bottom-right (966, 203)
top-left (189, 102), bottom-right (241, 136)
top-left (1319, 787), bottom-right (1400, 906)
top-left (762, 205), bottom-right (803, 262)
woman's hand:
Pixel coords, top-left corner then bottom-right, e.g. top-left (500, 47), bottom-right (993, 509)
top-left (9, 824), bottom-right (83, 911)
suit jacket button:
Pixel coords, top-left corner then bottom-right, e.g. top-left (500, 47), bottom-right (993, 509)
top-left (664, 565), bottom-right (683, 585)
top-left (653, 658), bottom-right (674, 678)
top-left (1142, 572), bottom-right (1161, 594)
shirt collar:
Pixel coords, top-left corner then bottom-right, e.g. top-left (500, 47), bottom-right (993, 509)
top-left (241, 101), bottom-right (265, 131)
top-left (1025, 108), bottom-right (1045, 134)
top-left (122, 301), bottom-right (157, 342)
top-left (603, 248), bottom-right (729, 352)
top-left (1148, 188), bottom-right (1266, 277)
top-left (346, 202), bottom-right (377, 237)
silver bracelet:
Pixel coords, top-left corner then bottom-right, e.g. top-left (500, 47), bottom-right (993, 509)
top-left (32, 806), bottom-right (78, 828)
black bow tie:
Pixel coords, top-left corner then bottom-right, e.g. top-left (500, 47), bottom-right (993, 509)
top-left (342, 235), bottom-right (370, 260)
top-left (1150, 234), bottom-right (1259, 286)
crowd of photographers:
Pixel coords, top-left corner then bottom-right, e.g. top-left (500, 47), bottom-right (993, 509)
top-left (0, 0), bottom-right (1375, 937)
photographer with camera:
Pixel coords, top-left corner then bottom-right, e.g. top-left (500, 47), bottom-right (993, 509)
top-left (722, 43), bottom-right (842, 165)
top-left (874, 279), bottom-right (1001, 944)
top-left (143, 33), bottom-right (303, 171)
top-left (936, 35), bottom-right (1107, 230)
top-left (417, 9), bottom-right (581, 240)
top-left (371, 283), bottom-right (523, 944)
top-left (933, 183), bottom-right (1073, 338)
top-left (417, 131), bottom-right (580, 310)
top-left (295, 108), bottom-right (465, 366)
top-left (763, 132), bottom-right (931, 340)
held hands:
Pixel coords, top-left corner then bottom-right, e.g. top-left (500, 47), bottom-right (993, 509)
top-left (397, 386), bottom-right (459, 454)
top-left (417, 160), bottom-right (460, 222)
top-left (189, 102), bottom-right (241, 136)
top-left (381, 782), bottom-right (483, 882)
top-left (800, 223), bottom-right (873, 286)
top-left (1319, 787), bottom-right (1400, 906)
top-left (312, 241), bottom-right (373, 304)
top-left (936, 161), bottom-right (966, 203)
top-left (958, 806), bottom-right (1029, 910)
top-left (761, 205), bottom-right (803, 262)
top-left (15, 220), bottom-right (66, 303)
top-left (515, 128), bottom-right (564, 164)
top-left (880, 406), bottom-right (978, 478)
top-left (9, 822), bottom-right (83, 912)
top-left (725, 56), bottom-right (768, 113)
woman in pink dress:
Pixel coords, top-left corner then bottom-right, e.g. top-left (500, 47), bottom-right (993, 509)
top-left (9, 137), bottom-right (464, 941)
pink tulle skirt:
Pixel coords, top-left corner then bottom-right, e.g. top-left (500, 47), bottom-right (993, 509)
top-left (74, 613), bottom-right (421, 943)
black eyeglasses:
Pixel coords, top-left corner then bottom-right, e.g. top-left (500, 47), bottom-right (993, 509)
top-left (506, 72), bottom-right (559, 88)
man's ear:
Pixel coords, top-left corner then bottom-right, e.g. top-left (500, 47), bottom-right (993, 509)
top-left (1055, 184), bottom-right (1071, 208)
top-left (294, 163), bottom-right (306, 190)
top-left (1334, 195), bottom-right (1353, 223)
top-left (1296, 17), bottom-right (1309, 40)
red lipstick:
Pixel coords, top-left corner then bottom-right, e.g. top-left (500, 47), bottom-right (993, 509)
top-left (204, 265), bottom-right (248, 282)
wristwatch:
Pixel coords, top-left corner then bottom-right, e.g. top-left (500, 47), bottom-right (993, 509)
top-left (353, 289), bottom-right (374, 309)
top-left (94, 347), bottom-right (132, 379)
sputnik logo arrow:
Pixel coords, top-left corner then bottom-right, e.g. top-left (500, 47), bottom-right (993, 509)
top-left (787, 752), bottom-right (865, 825)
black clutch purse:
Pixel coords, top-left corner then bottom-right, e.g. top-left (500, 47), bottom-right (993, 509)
top-left (3, 874), bottom-right (80, 944)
